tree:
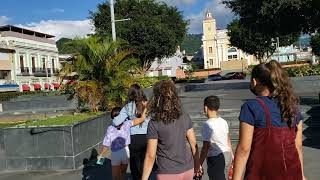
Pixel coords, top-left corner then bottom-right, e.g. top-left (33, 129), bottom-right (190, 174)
top-left (311, 33), bottom-right (320, 56)
top-left (90, 0), bottom-right (188, 69)
top-left (223, 0), bottom-right (320, 36)
top-left (59, 36), bottom-right (139, 111)
top-left (56, 38), bottom-right (78, 54)
top-left (227, 19), bottom-right (299, 61)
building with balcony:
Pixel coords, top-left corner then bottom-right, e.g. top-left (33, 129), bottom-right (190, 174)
top-left (0, 47), bottom-right (19, 92)
top-left (0, 25), bottom-right (60, 91)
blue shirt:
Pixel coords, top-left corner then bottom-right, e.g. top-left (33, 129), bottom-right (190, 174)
top-left (112, 102), bottom-right (150, 135)
top-left (239, 96), bottom-right (303, 128)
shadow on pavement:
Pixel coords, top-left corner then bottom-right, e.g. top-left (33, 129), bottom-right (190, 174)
top-left (300, 97), bottom-right (320, 149)
top-left (82, 149), bottom-right (111, 180)
top-left (82, 149), bottom-right (132, 180)
top-left (82, 149), bottom-right (157, 180)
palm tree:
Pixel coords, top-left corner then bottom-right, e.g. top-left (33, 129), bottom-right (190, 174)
top-left (59, 36), bottom-right (139, 111)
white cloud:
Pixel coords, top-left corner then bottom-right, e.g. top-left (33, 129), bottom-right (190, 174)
top-left (158, 0), bottom-right (197, 6)
top-left (16, 19), bottom-right (94, 40)
top-left (50, 8), bottom-right (65, 13)
top-left (0, 16), bottom-right (9, 25)
top-left (186, 0), bottom-right (234, 34)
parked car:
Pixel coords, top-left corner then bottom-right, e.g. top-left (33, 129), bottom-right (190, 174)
top-left (222, 72), bottom-right (246, 80)
top-left (208, 74), bottom-right (223, 81)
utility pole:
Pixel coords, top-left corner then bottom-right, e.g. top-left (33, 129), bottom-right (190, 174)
top-left (110, 0), bottom-right (116, 41)
top-left (110, 0), bottom-right (131, 42)
top-left (277, 37), bottom-right (280, 62)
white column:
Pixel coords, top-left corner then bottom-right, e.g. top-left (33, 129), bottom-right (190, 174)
top-left (203, 41), bottom-right (208, 69)
top-left (37, 53), bottom-right (41, 67)
top-left (26, 51), bottom-right (32, 75)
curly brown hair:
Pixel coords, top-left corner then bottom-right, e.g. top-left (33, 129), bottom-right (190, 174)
top-left (147, 80), bottom-right (182, 124)
top-left (252, 60), bottom-right (299, 126)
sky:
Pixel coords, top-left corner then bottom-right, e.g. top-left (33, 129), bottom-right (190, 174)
top-left (0, 0), bottom-right (234, 40)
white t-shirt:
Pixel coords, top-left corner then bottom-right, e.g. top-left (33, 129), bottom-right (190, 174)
top-left (202, 117), bottom-right (230, 157)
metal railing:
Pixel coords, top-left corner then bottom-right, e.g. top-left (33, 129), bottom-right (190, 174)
top-left (18, 67), bottom-right (30, 76)
top-left (32, 68), bottom-right (52, 77)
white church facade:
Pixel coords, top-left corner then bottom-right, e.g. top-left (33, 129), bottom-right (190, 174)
top-left (202, 11), bottom-right (258, 70)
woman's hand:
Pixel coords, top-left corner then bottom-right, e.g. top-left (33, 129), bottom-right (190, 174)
top-left (194, 165), bottom-right (203, 177)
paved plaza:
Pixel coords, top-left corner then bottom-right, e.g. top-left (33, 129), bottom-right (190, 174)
top-left (0, 81), bottom-right (319, 180)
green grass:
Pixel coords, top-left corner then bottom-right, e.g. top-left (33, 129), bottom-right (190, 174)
top-left (0, 112), bottom-right (103, 128)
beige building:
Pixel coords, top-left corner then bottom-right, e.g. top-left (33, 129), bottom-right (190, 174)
top-left (0, 25), bottom-right (60, 91)
top-left (202, 11), bottom-right (257, 70)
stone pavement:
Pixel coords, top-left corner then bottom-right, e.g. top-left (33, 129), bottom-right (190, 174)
top-left (0, 83), bottom-right (319, 180)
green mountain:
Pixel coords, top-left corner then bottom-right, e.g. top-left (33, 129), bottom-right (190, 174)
top-left (180, 34), bottom-right (202, 55)
top-left (56, 38), bottom-right (77, 54)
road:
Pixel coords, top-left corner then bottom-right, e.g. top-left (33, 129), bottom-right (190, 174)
top-left (0, 83), bottom-right (319, 180)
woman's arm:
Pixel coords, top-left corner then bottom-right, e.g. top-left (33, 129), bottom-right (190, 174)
top-left (132, 107), bottom-right (147, 126)
top-left (199, 141), bottom-right (209, 165)
top-left (186, 128), bottom-right (201, 175)
top-left (142, 139), bottom-right (158, 180)
top-left (232, 122), bottom-right (254, 180)
top-left (228, 134), bottom-right (234, 158)
top-left (112, 106), bottom-right (129, 126)
top-left (296, 121), bottom-right (306, 180)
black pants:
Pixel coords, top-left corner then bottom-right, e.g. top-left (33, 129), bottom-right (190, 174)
top-left (129, 134), bottom-right (147, 180)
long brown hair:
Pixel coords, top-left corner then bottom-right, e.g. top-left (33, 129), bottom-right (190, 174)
top-left (252, 60), bottom-right (299, 125)
top-left (148, 80), bottom-right (182, 124)
top-left (126, 84), bottom-right (146, 118)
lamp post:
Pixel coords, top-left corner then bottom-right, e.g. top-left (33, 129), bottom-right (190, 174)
top-left (110, 0), bottom-right (131, 42)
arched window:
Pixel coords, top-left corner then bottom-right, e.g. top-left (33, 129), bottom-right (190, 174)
top-left (228, 47), bottom-right (237, 53)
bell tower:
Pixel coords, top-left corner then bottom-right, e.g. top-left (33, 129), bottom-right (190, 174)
top-left (203, 10), bottom-right (216, 40)
top-left (202, 10), bottom-right (217, 69)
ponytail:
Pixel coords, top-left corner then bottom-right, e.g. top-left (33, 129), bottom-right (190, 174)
top-left (252, 60), bottom-right (299, 126)
top-left (266, 60), bottom-right (299, 125)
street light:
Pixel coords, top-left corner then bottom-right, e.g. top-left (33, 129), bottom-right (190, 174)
top-left (110, 0), bottom-right (131, 42)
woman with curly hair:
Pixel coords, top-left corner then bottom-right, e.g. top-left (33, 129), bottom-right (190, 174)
top-left (232, 60), bottom-right (306, 180)
top-left (141, 80), bottom-right (202, 180)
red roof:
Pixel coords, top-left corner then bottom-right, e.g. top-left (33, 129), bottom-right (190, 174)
top-left (22, 84), bottom-right (30, 91)
top-left (33, 84), bottom-right (41, 89)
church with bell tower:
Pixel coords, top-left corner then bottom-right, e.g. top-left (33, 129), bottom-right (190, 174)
top-left (202, 11), bottom-right (257, 70)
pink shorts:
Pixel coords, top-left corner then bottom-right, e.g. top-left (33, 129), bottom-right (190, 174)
top-left (157, 168), bottom-right (194, 180)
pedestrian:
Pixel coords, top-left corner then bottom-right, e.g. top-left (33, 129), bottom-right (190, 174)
top-left (97, 106), bottom-right (147, 180)
top-left (142, 80), bottom-right (202, 180)
top-left (112, 84), bottom-right (150, 180)
top-left (199, 96), bottom-right (233, 180)
top-left (232, 60), bottom-right (306, 180)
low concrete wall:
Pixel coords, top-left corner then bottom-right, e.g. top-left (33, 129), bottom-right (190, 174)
top-left (0, 113), bottom-right (110, 171)
top-left (1, 95), bottom-right (77, 113)
top-left (183, 76), bottom-right (320, 93)
top-left (221, 60), bottom-right (247, 71)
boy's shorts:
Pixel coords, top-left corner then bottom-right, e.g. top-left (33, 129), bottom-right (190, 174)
top-left (111, 146), bottom-right (130, 166)
top-left (207, 152), bottom-right (231, 180)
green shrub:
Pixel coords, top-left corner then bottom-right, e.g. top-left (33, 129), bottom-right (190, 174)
top-left (281, 60), bottom-right (311, 66)
top-left (286, 65), bottom-right (320, 77)
top-left (134, 76), bottom-right (171, 88)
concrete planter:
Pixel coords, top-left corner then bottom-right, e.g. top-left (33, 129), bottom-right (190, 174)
top-left (0, 113), bottom-right (110, 172)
